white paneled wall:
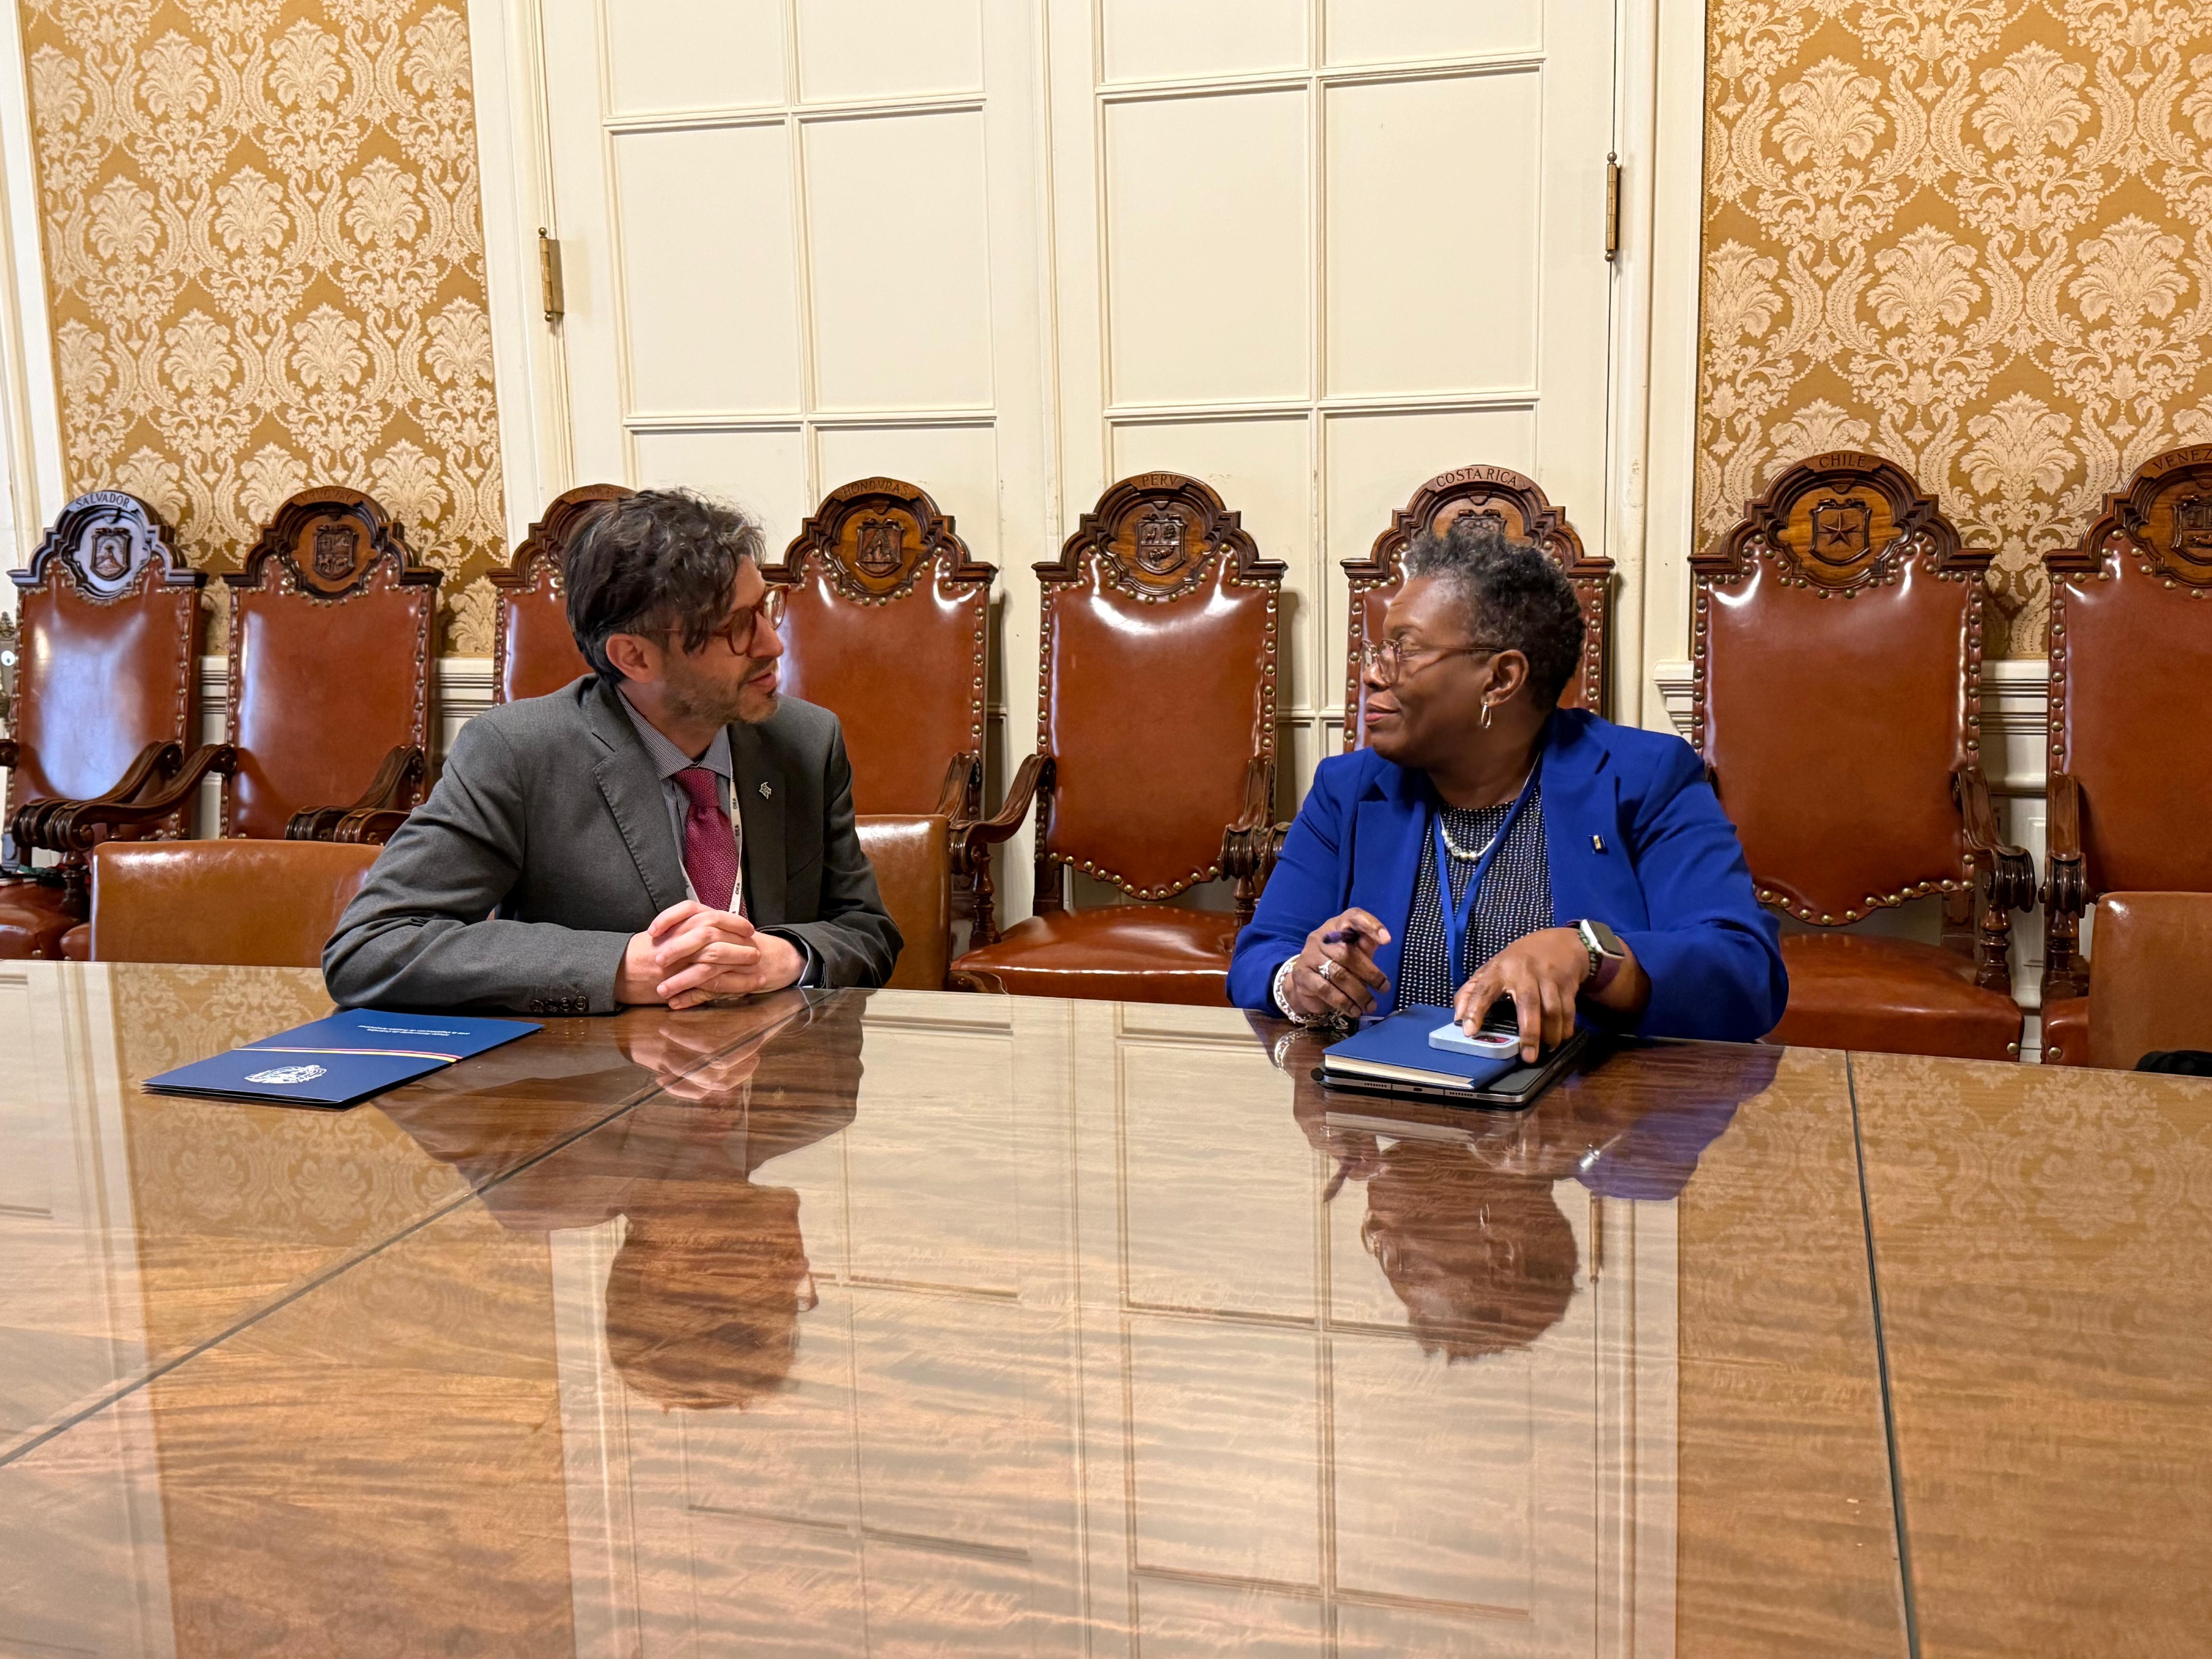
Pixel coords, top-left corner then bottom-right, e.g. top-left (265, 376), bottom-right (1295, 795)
top-left (1048, 0), bottom-right (1616, 808)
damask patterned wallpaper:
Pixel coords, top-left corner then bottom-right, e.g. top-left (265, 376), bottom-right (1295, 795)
top-left (16, 0), bottom-right (505, 652)
top-left (1697, 0), bottom-right (2212, 655)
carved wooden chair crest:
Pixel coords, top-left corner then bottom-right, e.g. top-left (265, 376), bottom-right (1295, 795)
top-left (223, 487), bottom-right (442, 843)
top-left (0, 492), bottom-right (208, 956)
top-left (2037, 445), bottom-right (2212, 1064)
top-left (1693, 451), bottom-right (2034, 1059)
top-left (491, 484), bottom-right (632, 705)
top-left (952, 473), bottom-right (1286, 1004)
top-left (1343, 465), bottom-right (1613, 747)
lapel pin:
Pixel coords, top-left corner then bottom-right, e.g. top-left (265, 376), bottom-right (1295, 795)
top-left (1592, 834), bottom-right (1605, 853)
top-left (759, 782), bottom-right (773, 799)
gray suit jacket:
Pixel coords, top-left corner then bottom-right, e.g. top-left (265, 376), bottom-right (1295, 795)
top-left (324, 677), bottom-right (900, 1014)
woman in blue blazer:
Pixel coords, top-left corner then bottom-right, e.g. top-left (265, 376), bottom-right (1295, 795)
top-left (1229, 516), bottom-right (1785, 1055)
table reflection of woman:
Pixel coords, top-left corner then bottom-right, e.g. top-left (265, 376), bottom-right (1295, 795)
top-left (383, 995), bottom-right (866, 1411)
top-left (1274, 1023), bottom-right (1780, 1358)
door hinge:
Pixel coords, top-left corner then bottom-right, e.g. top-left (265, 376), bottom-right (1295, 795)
top-left (1604, 153), bottom-right (1621, 262)
top-left (538, 228), bottom-right (565, 322)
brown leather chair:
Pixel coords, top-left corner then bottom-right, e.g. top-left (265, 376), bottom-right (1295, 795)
top-left (87, 838), bottom-right (380, 967)
top-left (2076, 893), bottom-right (2212, 1068)
top-left (1341, 465), bottom-right (1614, 746)
top-left (42, 488), bottom-right (444, 865)
top-left (2037, 448), bottom-right (2212, 1065)
top-left (0, 493), bottom-right (207, 957)
top-left (856, 815), bottom-right (952, 991)
top-left (952, 473), bottom-right (1286, 1005)
top-left (766, 477), bottom-right (1012, 965)
top-left (491, 483), bottom-right (631, 704)
top-left (1694, 451), bottom-right (2034, 1060)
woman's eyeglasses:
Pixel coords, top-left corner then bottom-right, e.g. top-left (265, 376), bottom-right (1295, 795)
top-left (1360, 637), bottom-right (1506, 685)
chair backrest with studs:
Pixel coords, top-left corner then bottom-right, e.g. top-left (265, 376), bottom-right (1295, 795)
top-left (6, 491), bottom-right (202, 821)
top-left (1692, 451), bottom-right (1988, 927)
top-left (2046, 445), bottom-right (2212, 896)
top-left (1033, 473), bottom-right (1286, 905)
top-left (222, 487), bottom-right (440, 839)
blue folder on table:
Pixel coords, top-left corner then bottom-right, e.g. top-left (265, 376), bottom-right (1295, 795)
top-left (143, 1009), bottom-right (540, 1109)
top-left (1319, 1004), bottom-right (1589, 1107)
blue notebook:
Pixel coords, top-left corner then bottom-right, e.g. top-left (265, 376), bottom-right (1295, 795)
top-left (1319, 1004), bottom-right (1589, 1107)
top-left (143, 1009), bottom-right (541, 1109)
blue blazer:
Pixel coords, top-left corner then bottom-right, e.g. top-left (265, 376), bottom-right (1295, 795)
top-left (1227, 709), bottom-right (1787, 1042)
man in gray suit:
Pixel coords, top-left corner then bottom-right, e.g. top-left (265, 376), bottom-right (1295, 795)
top-left (324, 489), bottom-right (899, 1015)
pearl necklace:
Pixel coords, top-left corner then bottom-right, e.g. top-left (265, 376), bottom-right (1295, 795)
top-left (1437, 766), bottom-right (1537, 861)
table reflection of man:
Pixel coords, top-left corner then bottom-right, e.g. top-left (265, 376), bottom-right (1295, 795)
top-left (382, 994), bottom-right (867, 1411)
top-left (1274, 1025), bottom-right (1780, 1358)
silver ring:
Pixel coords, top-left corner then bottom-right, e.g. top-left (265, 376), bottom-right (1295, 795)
top-left (1318, 958), bottom-right (1338, 982)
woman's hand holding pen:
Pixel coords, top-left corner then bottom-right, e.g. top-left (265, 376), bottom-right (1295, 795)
top-left (1283, 908), bottom-right (1392, 1022)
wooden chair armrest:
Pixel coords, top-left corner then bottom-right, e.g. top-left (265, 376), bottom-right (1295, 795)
top-left (1952, 764), bottom-right (2035, 913)
top-left (333, 806), bottom-right (410, 845)
top-left (13, 739), bottom-right (186, 850)
top-left (2043, 770), bottom-right (2085, 916)
top-left (953, 754), bottom-right (1049, 866)
top-left (37, 744), bottom-right (237, 852)
top-left (934, 752), bottom-right (982, 821)
top-left (286, 745), bottom-right (425, 842)
top-left (1222, 758), bottom-right (1285, 925)
top-left (1229, 755), bottom-right (1275, 835)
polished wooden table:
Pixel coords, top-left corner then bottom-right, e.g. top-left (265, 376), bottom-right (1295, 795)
top-left (0, 965), bottom-right (2202, 1656)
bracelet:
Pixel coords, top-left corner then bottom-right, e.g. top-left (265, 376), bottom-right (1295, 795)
top-left (1271, 955), bottom-right (1316, 1025)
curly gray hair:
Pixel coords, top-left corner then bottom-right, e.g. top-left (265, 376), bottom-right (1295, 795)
top-left (1402, 514), bottom-right (1584, 708)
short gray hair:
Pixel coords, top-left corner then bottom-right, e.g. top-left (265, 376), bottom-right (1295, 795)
top-left (1403, 514), bottom-right (1585, 708)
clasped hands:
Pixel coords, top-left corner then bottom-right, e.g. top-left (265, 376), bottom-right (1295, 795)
top-left (1284, 908), bottom-right (1602, 1062)
top-left (617, 899), bottom-right (805, 1009)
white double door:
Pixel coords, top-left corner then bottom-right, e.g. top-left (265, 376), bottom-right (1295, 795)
top-left (539, 0), bottom-right (1619, 913)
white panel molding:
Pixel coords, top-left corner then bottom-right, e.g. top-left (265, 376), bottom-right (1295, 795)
top-left (625, 408), bottom-right (995, 433)
top-left (1631, 0), bottom-right (1710, 731)
top-left (604, 91), bottom-right (986, 134)
top-left (469, 0), bottom-right (574, 532)
top-left (1096, 50), bottom-right (1548, 103)
top-left (1106, 390), bottom-right (1536, 422)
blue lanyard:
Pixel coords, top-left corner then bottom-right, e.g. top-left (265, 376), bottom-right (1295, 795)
top-left (1432, 765), bottom-right (1540, 987)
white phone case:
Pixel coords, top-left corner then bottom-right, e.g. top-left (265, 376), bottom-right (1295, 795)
top-left (1428, 1019), bottom-right (1521, 1055)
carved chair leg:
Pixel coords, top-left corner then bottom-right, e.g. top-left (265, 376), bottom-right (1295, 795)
top-left (58, 853), bottom-right (91, 922)
top-left (1974, 901), bottom-right (2015, 994)
top-left (2043, 909), bottom-right (2087, 1002)
top-left (970, 856), bottom-right (1000, 948)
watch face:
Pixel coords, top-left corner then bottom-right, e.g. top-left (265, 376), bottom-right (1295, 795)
top-left (1583, 918), bottom-right (1624, 957)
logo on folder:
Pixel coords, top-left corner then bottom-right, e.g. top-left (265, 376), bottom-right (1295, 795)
top-left (245, 1065), bottom-right (327, 1085)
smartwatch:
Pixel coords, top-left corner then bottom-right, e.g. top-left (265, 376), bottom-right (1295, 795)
top-left (1576, 918), bottom-right (1626, 993)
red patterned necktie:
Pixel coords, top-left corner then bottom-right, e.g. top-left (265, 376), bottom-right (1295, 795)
top-left (672, 766), bottom-right (738, 913)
